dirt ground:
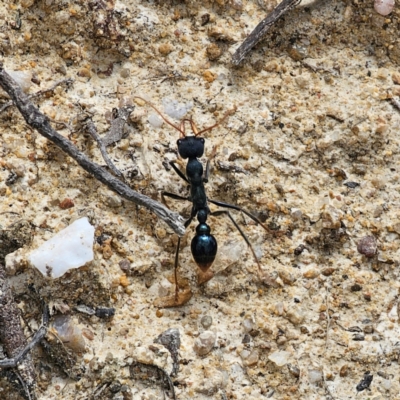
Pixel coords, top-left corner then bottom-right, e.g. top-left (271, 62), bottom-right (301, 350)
top-left (1, 0), bottom-right (400, 399)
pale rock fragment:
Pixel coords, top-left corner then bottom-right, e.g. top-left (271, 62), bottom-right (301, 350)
top-left (286, 307), bottom-right (305, 325)
top-left (374, 0), bottom-right (395, 16)
top-left (240, 349), bottom-right (259, 367)
top-left (29, 217), bottom-right (94, 278)
top-left (7, 70), bottom-right (33, 92)
top-left (268, 350), bottom-right (291, 367)
top-left (308, 369), bottom-right (323, 383)
top-left (193, 331), bottom-right (216, 356)
top-left (52, 315), bottom-right (86, 353)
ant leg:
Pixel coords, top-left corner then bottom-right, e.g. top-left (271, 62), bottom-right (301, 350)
top-left (169, 161), bottom-right (189, 184)
top-left (204, 160), bottom-right (210, 183)
top-left (168, 216), bottom-right (194, 306)
top-left (162, 191), bottom-right (189, 202)
top-left (161, 191), bottom-right (189, 211)
top-left (173, 236), bottom-right (182, 302)
top-left (203, 146), bottom-right (218, 183)
top-left (210, 209), bottom-right (264, 276)
top-left (208, 199), bottom-right (273, 233)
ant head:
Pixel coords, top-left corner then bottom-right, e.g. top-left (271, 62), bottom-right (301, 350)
top-left (177, 136), bottom-right (205, 159)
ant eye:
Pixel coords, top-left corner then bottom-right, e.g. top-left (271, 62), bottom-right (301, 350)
top-left (200, 138), bottom-right (205, 143)
top-left (177, 139), bottom-right (182, 145)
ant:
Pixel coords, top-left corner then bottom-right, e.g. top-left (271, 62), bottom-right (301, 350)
top-left (136, 97), bottom-right (275, 307)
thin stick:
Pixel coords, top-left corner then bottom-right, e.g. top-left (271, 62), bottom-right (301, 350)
top-left (0, 303), bottom-right (49, 369)
top-left (0, 63), bottom-right (185, 236)
top-left (232, 0), bottom-right (301, 65)
top-left (86, 119), bottom-right (123, 178)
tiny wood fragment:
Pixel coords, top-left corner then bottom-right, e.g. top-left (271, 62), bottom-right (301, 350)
top-left (232, 0), bottom-right (302, 65)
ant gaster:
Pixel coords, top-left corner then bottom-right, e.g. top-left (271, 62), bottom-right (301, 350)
top-left (136, 97), bottom-right (274, 307)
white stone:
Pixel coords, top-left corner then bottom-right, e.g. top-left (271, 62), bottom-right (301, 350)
top-left (29, 217), bottom-right (94, 278)
top-left (374, 0), bottom-right (395, 16)
top-left (268, 350), bottom-right (291, 367)
top-left (8, 70), bottom-right (33, 93)
top-left (308, 369), bottom-right (323, 384)
top-left (148, 113), bottom-right (164, 128)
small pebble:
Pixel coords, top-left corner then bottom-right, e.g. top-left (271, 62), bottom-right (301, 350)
top-left (158, 43), bottom-right (173, 56)
top-left (357, 235), bottom-right (377, 257)
top-left (119, 259), bottom-right (130, 273)
top-left (95, 307), bottom-right (115, 318)
top-left (148, 113), bottom-right (164, 128)
top-left (340, 364), bottom-right (348, 377)
top-left (193, 331), bottom-right (216, 356)
top-left (350, 283), bottom-right (362, 292)
top-left (240, 349), bottom-right (259, 367)
top-left (302, 266), bottom-right (320, 279)
top-left (200, 315), bottom-right (213, 329)
top-left (82, 328), bottom-right (95, 341)
top-left (288, 364), bottom-right (300, 378)
top-left (294, 244), bottom-right (306, 256)
top-left (203, 70), bottom-right (216, 83)
top-left (52, 315), bottom-right (86, 352)
top-left (308, 369), bottom-right (323, 384)
top-left (344, 181), bottom-right (360, 189)
top-left (206, 43), bottom-right (222, 61)
top-left (363, 324), bottom-right (374, 334)
top-left (242, 318), bottom-right (254, 333)
top-left (285, 308), bottom-right (305, 325)
top-left (59, 198), bottom-right (74, 209)
top-left (374, 0), bottom-right (395, 16)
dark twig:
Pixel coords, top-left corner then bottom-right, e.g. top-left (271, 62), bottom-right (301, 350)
top-left (232, 0), bottom-right (301, 65)
top-left (0, 63), bottom-right (185, 236)
top-left (0, 303), bottom-right (49, 369)
top-left (86, 119), bottom-right (123, 178)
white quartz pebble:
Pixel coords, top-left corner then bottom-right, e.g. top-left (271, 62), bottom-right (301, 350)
top-left (374, 0), bottom-right (395, 16)
top-left (268, 350), bottom-right (291, 367)
top-left (29, 217), bottom-right (94, 278)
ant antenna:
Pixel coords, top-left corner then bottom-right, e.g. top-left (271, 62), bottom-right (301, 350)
top-left (135, 96), bottom-right (236, 137)
top-left (134, 96), bottom-right (185, 136)
top-left (196, 106), bottom-right (237, 136)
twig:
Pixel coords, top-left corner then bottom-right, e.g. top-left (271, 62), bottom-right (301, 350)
top-left (0, 63), bottom-right (185, 236)
top-left (232, 0), bottom-right (301, 65)
top-left (0, 303), bottom-right (49, 369)
top-left (86, 119), bottom-right (123, 178)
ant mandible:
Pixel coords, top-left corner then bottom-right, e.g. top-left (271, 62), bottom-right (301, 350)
top-left (136, 97), bottom-right (274, 307)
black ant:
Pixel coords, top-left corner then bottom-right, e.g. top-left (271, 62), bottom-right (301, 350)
top-left (136, 97), bottom-right (275, 307)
